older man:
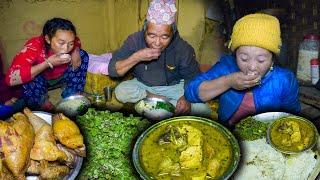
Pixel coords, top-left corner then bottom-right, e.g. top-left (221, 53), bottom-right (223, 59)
top-left (108, 0), bottom-right (211, 116)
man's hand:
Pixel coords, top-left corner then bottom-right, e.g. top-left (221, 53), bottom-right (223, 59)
top-left (227, 71), bottom-right (261, 90)
top-left (175, 96), bottom-right (191, 115)
top-left (135, 48), bottom-right (161, 62)
top-left (70, 47), bottom-right (81, 70)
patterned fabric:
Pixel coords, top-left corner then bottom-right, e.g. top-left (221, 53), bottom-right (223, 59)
top-left (22, 49), bottom-right (88, 109)
top-left (5, 36), bottom-right (81, 86)
top-left (147, 0), bottom-right (177, 25)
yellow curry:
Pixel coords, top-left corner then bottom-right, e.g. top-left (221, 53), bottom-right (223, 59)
top-left (140, 121), bottom-right (233, 179)
top-left (269, 117), bottom-right (317, 153)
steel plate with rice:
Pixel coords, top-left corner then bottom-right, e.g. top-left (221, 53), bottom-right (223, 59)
top-left (233, 112), bottom-right (320, 180)
top-left (56, 95), bottom-right (91, 117)
top-left (135, 97), bottom-right (175, 121)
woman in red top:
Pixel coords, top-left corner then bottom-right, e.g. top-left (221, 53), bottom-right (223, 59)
top-left (5, 18), bottom-right (89, 110)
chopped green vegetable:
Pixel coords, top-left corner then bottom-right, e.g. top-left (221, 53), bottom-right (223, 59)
top-left (155, 101), bottom-right (175, 112)
top-left (76, 108), bottom-right (151, 179)
top-left (234, 116), bottom-right (269, 141)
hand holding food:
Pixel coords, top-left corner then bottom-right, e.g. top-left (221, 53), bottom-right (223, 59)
top-left (227, 71), bottom-right (261, 90)
top-left (47, 53), bottom-right (71, 67)
top-left (135, 48), bottom-right (161, 62)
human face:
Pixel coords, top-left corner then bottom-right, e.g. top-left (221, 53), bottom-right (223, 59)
top-left (145, 23), bottom-right (173, 51)
top-left (45, 29), bottom-right (75, 54)
top-left (236, 46), bottom-right (273, 77)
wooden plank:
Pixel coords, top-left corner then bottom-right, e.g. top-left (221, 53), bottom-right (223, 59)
top-left (299, 86), bottom-right (320, 108)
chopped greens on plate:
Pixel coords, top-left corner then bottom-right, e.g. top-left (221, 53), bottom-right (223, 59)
top-left (234, 116), bottom-right (270, 141)
top-left (155, 101), bottom-right (175, 113)
top-left (76, 108), bottom-right (150, 179)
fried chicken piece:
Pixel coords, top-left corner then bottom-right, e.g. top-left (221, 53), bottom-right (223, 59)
top-left (39, 161), bottom-right (70, 180)
top-left (0, 112), bottom-right (34, 179)
top-left (0, 159), bottom-right (15, 180)
top-left (27, 160), bottom-right (70, 180)
top-left (53, 113), bottom-right (86, 157)
top-left (23, 108), bottom-right (67, 162)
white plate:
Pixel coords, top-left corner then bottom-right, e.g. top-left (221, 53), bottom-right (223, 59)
top-left (251, 112), bottom-right (320, 180)
top-left (26, 111), bottom-right (83, 180)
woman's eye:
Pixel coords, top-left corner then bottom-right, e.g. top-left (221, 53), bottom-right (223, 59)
top-left (241, 57), bottom-right (248, 62)
top-left (257, 58), bottom-right (266, 63)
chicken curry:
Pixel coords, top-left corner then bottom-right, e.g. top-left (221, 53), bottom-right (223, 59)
top-left (269, 117), bottom-right (317, 153)
top-left (140, 121), bottom-right (233, 179)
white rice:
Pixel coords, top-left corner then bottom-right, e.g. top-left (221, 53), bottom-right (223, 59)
top-left (233, 138), bottom-right (318, 180)
top-left (283, 150), bottom-right (317, 180)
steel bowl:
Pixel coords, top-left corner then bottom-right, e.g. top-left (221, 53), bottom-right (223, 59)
top-left (56, 95), bottom-right (91, 117)
top-left (134, 97), bottom-right (175, 121)
top-left (266, 115), bottom-right (318, 154)
top-left (132, 116), bottom-right (241, 180)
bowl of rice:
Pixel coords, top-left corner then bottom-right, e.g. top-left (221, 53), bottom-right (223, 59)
top-left (56, 94), bottom-right (91, 117)
top-left (134, 97), bottom-right (175, 121)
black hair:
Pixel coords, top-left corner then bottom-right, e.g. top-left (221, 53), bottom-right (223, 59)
top-left (42, 17), bottom-right (76, 55)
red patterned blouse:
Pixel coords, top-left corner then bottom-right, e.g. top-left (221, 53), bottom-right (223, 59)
top-left (5, 36), bottom-right (80, 86)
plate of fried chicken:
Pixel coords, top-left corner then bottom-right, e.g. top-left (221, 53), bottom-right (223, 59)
top-left (0, 108), bottom-right (86, 179)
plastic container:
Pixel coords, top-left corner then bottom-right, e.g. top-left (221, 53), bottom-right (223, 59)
top-left (310, 58), bottom-right (319, 85)
top-left (297, 34), bottom-right (320, 83)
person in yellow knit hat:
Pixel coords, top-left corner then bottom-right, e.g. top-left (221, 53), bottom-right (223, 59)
top-left (185, 13), bottom-right (300, 126)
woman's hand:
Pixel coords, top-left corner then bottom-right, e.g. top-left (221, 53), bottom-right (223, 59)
top-left (47, 53), bottom-right (71, 67)
top-left (227, 71), bottom-right (261, 90)
top-left (70, 47), bottom-right (81, 70)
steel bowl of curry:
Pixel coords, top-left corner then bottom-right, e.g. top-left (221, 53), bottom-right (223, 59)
top-left (132, 116), bottom-right (241, 180)
top-left (267, 116), bottom-right (319, 154)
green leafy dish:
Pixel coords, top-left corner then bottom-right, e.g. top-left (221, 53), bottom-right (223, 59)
top-left (76, 109), bottom-right (150, 179)
top-left (234, 116), bottom-right (270, 141)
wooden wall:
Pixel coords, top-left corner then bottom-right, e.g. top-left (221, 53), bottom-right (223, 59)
top-left (231, 0), bottom-right (320, 72)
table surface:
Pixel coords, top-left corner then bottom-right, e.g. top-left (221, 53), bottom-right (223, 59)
top-left (300, 86), bottom-right (320, 109)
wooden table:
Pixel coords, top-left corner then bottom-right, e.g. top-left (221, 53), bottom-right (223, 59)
top-left (299, 86), bottom-right (320, 129)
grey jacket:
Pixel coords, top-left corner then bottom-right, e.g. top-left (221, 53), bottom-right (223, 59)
top-left (108, 29), bottom-right (200, 87)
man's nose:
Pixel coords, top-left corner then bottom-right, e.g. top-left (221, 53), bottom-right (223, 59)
top-left (155, 37), bottom-right (161, 46)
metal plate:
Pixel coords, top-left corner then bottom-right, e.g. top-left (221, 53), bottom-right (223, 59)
top-left (26, 111), bottom-right (83, 180)
top-left (135, 97), bottom-right (175, 121)
top-left (250, 112), bottom-right (320, 180)
top-left (56, 95), bottom-right (91, 117)
top-left (132, 116), bottom-right (240, 180)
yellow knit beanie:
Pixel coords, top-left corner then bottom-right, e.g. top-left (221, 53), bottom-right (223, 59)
top-left (229, 13), bottom-right (281, 55)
